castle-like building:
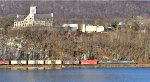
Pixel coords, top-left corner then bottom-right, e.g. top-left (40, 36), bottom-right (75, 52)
top-left (14, 6), bottom-right (53, 28)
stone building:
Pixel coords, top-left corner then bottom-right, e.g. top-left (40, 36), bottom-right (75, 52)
top-left (14, 6), bottom-right (53, 28)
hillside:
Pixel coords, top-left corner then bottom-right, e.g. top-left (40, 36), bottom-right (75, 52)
top-left (0, 1), bottom-right (150, 64)
top-left (0, 1), bottom-right (150, 20)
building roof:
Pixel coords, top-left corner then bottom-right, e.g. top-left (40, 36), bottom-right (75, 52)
top-left (15, 14), bottom-right (52, 21)
top-left (16, 15), bottom-right (27, 21)
top-left (34, 14), bottom-right (52, 20)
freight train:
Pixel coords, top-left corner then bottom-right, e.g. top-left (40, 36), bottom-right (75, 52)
top-left (0, 60), bottom-right (136, 65)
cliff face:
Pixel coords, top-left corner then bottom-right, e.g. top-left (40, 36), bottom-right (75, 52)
top-left (0, 1), bottom-right (150, 19)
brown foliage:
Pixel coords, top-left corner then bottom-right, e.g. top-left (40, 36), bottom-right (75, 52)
top-left (1, 24), bottom-right (150, 63)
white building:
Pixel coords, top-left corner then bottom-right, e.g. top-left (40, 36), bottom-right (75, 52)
top-left (96, 26), bottom-right (105, 32)
top-left (14, 6), bottom-right (53, 28)
top-left (62, 23), bottom-right (105, 33)
top-left (85, 25), bottom-right (97, 33)
top-left (62, 24), bottom-right (78, 31)
top-left (81, 24), bottom-right (97, 33)
top-left (81, 24), bottom-right (105, 33)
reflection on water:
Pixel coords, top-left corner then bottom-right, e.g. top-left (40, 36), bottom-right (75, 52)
top-left (0, 68), bottom-right (150, 82)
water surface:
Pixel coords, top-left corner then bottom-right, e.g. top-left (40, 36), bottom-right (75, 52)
top-left (0, 68), bottom-right (149, 82)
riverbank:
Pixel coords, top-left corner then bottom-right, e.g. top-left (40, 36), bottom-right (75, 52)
top-left (0, 64), bottom-right (150, 70)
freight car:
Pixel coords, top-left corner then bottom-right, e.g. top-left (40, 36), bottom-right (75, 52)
top-left (45, 60), bottom-right (62, 64)
top-left (63, 60), bottom-right (80, 64)
top-left (0, 60), bottom-right (9, 65)
top-left (99, 60), bottom-right (136, 64)
top-left (117, 60), bottom-right (135, 64)
top-left (80, 60), bottom-right (97, 64)
top-left (99, 60), bottom-right (117, 64)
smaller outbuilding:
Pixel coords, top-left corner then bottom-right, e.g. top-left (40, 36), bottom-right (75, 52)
top-left (62, 24), bottom-right (78, 32)
top-left (96, 26), bottom-right (105, 32)
top-left (85, 25), bottom-right (97, 33)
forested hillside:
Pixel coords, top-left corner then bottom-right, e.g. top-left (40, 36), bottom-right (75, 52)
top-left (0, 1), bottom-right (150, 20)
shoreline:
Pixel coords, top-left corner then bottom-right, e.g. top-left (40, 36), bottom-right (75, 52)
top-left (0, 64), bottom-right (149, 70)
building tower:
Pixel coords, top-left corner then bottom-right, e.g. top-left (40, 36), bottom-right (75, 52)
top-left (29, 6), bottom-right (36, 20)
top-left (30, 6), bottom-right (36, 14)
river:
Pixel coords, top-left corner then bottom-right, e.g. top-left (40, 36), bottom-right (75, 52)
top-left (0, 68), bottom-right (149, 82)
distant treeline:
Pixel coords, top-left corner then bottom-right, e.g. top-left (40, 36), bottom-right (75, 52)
top-left (0, 1), bottom-right (150, 20)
